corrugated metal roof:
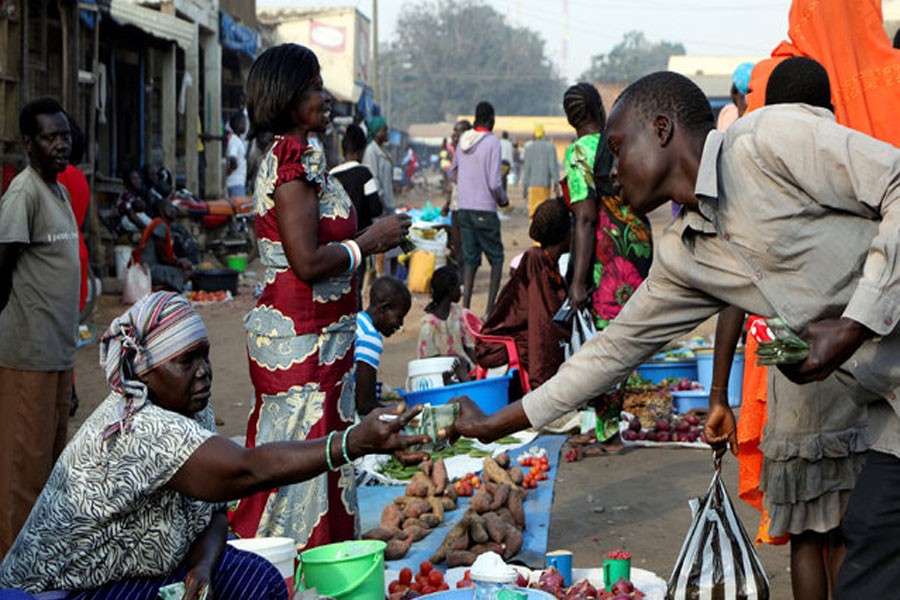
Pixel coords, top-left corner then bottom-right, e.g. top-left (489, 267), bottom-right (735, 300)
top-left (108, 0), bottom-right (197, 50)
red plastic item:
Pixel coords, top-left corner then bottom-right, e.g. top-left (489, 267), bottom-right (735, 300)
top-left (462, 310), bottom-right (531, 394)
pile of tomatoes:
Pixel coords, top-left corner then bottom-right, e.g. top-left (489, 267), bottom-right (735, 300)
top-left (186, 290), bottom-right (230, 304)
top-left (453, 472), bottom-right (482, 497)
top-left (519, 455), bottom-right (550, 489)
top-left (387, 561), bottom-right (450, 598)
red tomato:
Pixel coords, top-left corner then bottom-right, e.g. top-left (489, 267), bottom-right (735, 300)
top-left (388, 581), bottom-right (405, 594)
top-left (439, 583), bottom-right (450, 590)
top-left (419, 561), bottom-right (434, 576)
top-left (399, 567), bottom-right (413, 585)
top-left (428, 569), bottom-right (444, 586)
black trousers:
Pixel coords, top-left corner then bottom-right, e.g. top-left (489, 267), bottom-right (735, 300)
top-left (836, 450), bottom-right (900, 599)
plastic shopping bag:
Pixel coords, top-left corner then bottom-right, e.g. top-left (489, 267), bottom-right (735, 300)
top-left (122, 260), bottom-right (151, 305)
top-left (564, 308), bottom-right (598, 361)
top-left (667, 459), bottom-right (769, 600)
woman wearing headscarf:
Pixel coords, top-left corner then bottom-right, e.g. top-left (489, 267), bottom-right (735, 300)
top-left (559, 82), bottom-right (653, 450)
top-left (229, 44), bottom-right (411, 550)
top-left (0, 292), bottom-right (426, 598)
top-left (362, 115), bottom-right (394, 216)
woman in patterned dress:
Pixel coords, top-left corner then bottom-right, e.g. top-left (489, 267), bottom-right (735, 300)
top-left (0, 292), bottom-right (427, 598)
top-left (229, 44), bottom-right (411, 550)
top-left (560, 83), bottom-right (653, 448)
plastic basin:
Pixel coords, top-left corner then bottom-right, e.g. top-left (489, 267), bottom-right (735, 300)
top-left (403, 371), bottom-right (514, 414)
top-left (297, 540), bottom-right (385, 600)
top-left (671, 390), bottom-right (709, 414)
top-left (695, 349), bottom-right (744, 407)
top-left (407, 356), bottom-right (457, 392)
top-left (636, 361), bottom-right (697, 384)
top-left (227, 537), bottom-right (296, 594)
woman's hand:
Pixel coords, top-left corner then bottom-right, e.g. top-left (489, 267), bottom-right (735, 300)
top-left (569, 282), bottom-right (590, 310)
top-left (347, 403), bottom-right (430, 456)
top-left (357, 214), bottom-right (412, 255)
top-left (182, 566), bottom-right (212, 600)
top-left (443, 396), bottom-right (488, 443)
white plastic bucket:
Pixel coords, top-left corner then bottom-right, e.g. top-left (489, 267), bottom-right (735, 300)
top-left (114, 245), bottom-right (133, 279)
top-left (227, 536), bottom-right (297, 596)
top-left (406, 356), bottom-right (456, 392)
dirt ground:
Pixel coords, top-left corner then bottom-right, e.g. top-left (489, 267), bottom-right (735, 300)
top-left (72, 181), bottom-right (790, 597)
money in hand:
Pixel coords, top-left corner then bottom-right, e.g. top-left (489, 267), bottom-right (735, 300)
top-left (750, 317), bottom-right (810, 366)
top-left (403, 403), bottom-right (460, 452)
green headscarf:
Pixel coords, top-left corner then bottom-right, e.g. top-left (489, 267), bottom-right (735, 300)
top-left (367, 115), bottom-right (386, 141)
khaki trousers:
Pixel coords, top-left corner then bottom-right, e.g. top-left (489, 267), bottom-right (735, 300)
top-left (0, 366), bottom-right (71, 560)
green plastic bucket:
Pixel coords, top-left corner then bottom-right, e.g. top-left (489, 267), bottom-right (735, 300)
top-left (296, 540), bottom-right (385, 599)
top-left (226, 253), bottom-right (248, 272)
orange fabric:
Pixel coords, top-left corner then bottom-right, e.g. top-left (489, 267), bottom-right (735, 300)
top-left (746, 0), bottom-right (900, 148)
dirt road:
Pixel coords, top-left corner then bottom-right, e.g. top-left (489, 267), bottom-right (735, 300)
top-left (71, 182), bottom-right (790, 596)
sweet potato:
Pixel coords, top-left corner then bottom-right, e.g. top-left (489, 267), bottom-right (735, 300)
top-left (420, 457), bottom-right (433, 476)
top-left (483, 457), bottom-right (516, 487)
top-left (362, 526), bottom-right (401, 542)
top-left (431, 458), bottom-right (448, 495)
top-left (481, 511), bottom-right (509, 543)
top-left (495, 507), bottom-right (516, 527)
top-left (469, 488), bottom-right (494, 514)
top-left (402, 517), bottom-right (420, 529)
top-left (427, 496), bottom-right (445, 523)
top-left (418, 513), bottom-right (442, 529)
top-left (502, 529), bottom-right (523, 560)
top-left (402, 524), bottom-right (431, 542)
top-left (404, 481), bottom-right (430, 498)
top-left (506, 488), bottom-right (526, 529)
top-left (440, 496), bottom-right (457, 511)
top-left (444, 483), bottom-right (458, 502)
top-left (384, 533), bottom-right (413, 560)
top-left (451, 530), bottom-right (471, 551)
top-left (507, 466), bottom-right (524, 486)
top-left (469, 514), bottom-right (489, 544)
top-left (430, 511), bottom-right (475, 563)
top-left (488, 484), bottom-right (511, 511)
top-left (411, 471), bottom-right (436, 495)
top-left (447, 550), bottom-right (477, 567)
top-left (401, 498), bottom-right (431, 519)
top-left (495, 451), bottom-right (511, 469)
top-left (470, 542), bottom-right (506, 556)
top-left (381, 503), bottom-right (402, 529)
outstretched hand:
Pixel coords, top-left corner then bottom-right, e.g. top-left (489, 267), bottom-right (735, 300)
top-left (348, 403), bottom-right (430, 456)
top-left (704, 402), bottom-right (737, 457)
top-left (777, 317), bottom-right (873, 384)
top-left (442, 396), bottom-right (489, 444)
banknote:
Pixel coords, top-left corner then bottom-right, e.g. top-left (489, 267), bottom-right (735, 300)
top-left (403, 402), bottom-right (459, 452)
top-left (751, 317), bottom-right (810, 366)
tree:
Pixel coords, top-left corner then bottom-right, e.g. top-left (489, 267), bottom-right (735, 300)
top-left (380, 1), bottom-right (564, 128)
top-left (580, 31), bottom-right (686, 84)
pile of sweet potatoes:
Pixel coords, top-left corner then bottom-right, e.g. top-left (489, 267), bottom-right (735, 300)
top-left (362, 457), bottom-right (458, 560)
top-left (429, 452), bottom-right (528, 567)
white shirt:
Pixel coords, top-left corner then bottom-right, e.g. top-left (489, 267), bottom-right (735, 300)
top-left (225, 133), bottom-right (247, 189)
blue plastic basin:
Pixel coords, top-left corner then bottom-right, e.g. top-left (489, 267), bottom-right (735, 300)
top-left (402, 371), bottom-right (513, 415)
top-left (636, 361), bottom-right (698, 384)
top-left (671, 389), bottom-right (709, 414)
top-left (419, 587), bottom-right (556, 599)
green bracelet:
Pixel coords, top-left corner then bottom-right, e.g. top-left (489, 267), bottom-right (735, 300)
top-left (325, 430), bottom-right (337, 471)
top-left (341, 424), bottom-right (357, 466)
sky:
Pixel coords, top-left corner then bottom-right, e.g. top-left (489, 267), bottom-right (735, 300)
top-left (257, 0), bottom-right (795, 82)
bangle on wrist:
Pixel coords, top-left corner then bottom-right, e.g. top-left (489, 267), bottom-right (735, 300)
top-left (325, 430), bottom-right (337, 471)
top-left (710, 385), bottom-right (728, 393)
top-left (342, 424), bottom-right (357, 465)
top-left (346, 239), bottom-right (362, 268)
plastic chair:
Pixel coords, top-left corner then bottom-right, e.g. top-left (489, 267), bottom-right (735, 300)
top-left (462, 310), bottom-right (531, 394)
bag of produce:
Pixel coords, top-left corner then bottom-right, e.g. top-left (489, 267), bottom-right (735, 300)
top-left (666, 459), bottom-right (769, 600)
top-left (564, 308), bottom-right (597, 361)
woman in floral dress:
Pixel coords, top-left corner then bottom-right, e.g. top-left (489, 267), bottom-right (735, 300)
top-left (230, 44), bottom-right (410, 550)
top-left (560, 83), bottom-right (653, 447)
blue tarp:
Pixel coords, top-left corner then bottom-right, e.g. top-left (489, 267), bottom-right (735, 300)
top-left (219, 11), bottom-right (259, 59)
top-left (79, 0), bottom-right (99, 29)
top-left (358, 435), bottom-right (567, 570)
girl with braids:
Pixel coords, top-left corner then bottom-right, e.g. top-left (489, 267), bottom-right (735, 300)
top-left (560, 83), bottom-right (653, 448)
top-left (418, 266), bottom-right (477, 370)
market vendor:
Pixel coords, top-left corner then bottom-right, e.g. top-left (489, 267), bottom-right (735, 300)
top-left (0, 292), bottom-right (428, 598)
top-left (448, 71), bottom-right (900, 597)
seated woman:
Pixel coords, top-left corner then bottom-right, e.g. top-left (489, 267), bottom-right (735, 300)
top-left (475, 198), bottom-right (572, 391)
top-left (139, 198), bottom-right (200, 293)
top-left (0, 292), bottom-right (427, 599)
top-left (418, 266), bottom-right (477, 370)
top-left (116, 169), bottom-right (152, 235)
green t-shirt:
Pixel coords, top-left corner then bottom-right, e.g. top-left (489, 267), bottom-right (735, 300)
top-left (563, 133), bottom-right (601, 205)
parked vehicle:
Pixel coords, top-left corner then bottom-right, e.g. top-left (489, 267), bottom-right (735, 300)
top-left (169, 188), bottom-right (257, 266)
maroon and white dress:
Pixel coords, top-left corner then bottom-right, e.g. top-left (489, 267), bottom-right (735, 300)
top-left (230, 136), bottom-right (359, 550)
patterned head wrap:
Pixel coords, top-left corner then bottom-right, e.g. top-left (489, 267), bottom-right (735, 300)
top-left (367, 115), bottom-right (386, 140)
top-left (99, 291), bottom-right (208, 436)
top-left (732, 62), bottom-right (755, 95)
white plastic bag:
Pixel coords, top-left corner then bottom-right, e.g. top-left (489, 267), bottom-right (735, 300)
top-left (564, 308), bottom-right (598, 361)
top-left (667, 459), bottom-right (769, 599)
top-left (122, 260), bottom-right (151, 305)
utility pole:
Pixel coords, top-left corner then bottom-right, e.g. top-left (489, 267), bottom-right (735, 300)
top-left (372, 0), bottom-right (380, 103)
